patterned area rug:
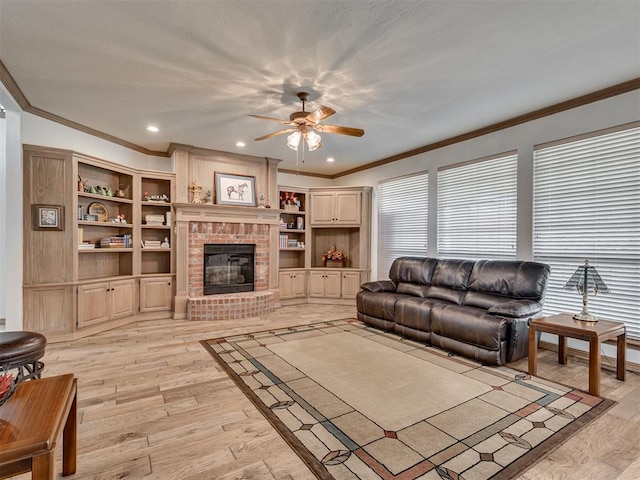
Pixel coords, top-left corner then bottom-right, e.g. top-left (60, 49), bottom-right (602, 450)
top-left (202, 319), bottom-right (614, 480)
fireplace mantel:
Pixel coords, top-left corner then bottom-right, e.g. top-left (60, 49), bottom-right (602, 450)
top-left (173, 203), bottom-right (281, 319)
top-left (174, 203), bottom-right (281, 225)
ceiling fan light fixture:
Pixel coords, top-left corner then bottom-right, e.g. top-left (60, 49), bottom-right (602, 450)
top-left (287, 130), bottom-right (301, 150)
top-left (306, 131), bottom-right (321, 151)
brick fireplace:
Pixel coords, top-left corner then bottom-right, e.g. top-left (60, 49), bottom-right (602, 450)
top-left (173, 203), bottom-right (281, 320)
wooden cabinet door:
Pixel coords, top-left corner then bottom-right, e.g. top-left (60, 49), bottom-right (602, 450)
top-left (140, 277), bottom-right (172, 312)
top-left (334, 192), bottom-right (361, 225)
top-left (110, 279), bottom-right (136, 320)
top-left (308, 271), bottom-right (327, 297)
top-left (324, 271), bottom-right (342, 298)
top-left (279, 271), bottom-right (295, 299)
top-left (291, 272), bottom-right (307, 298)
top-left (77, 282), bottom-right (110, 328)
top-left (341, 272), bottom-right (361, 299)
top-left (310, 192), bottom-right (336, 225)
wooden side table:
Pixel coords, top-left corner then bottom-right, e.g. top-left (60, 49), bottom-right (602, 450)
top-left (528, 313), bottom-right (626, 396)
top-left (0, 374), bottom-right (77, 479)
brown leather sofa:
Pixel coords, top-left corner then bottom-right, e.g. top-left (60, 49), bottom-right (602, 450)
top-left (356, 257), bottom-right (550, 366)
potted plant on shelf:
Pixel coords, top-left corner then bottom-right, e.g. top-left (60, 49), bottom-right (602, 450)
top-left (322, 245), bottom-right (348, 267)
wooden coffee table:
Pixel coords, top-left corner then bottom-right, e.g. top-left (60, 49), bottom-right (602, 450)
top-left (528, 313), bottom-right (626, 396)
top-left (0, 374), bottom-right (77, 479)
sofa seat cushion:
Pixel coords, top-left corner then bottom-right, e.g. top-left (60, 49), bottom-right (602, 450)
top-left (426, 286), bottom-right (465, 305)
top-left (430, 304), bottom-right (507, 351)
top-left (356, 291), bottom-right (410, 322)
top-left (463, 292), bottom-right (543, 318)
top-left (394, 297), bottom-right (450, 343)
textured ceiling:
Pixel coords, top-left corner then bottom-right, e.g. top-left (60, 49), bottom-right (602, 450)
top-left (1, 0), bottom-right (639, 176)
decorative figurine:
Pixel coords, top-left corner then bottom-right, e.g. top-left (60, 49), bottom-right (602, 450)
top-left (189, 182), bottom-right (203, 204)
top-left (161, 237), bottom-right (170, 248)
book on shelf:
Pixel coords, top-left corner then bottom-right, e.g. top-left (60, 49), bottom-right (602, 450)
top-left (99, 234), bottom-right (131, 248)
top-left (144, 240), bottom-right (162, 248)
top-left (78, 242), bottom-right (95, 249)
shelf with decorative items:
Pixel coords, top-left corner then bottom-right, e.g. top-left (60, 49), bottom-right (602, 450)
top-left (278, 187), bottom-right (308, 269)
top-left (139, 173), bottom-right (175, 276)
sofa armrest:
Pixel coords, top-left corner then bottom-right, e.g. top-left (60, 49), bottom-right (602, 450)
top-left (360, 280), bottom-right (396, 293)
top-left (488, 300), bottom-right (542, 318)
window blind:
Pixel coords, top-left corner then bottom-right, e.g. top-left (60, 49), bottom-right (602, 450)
top-left (533, 125), bottom-right (640, 340)
top-left (437, 153), bottom-right (517, 259)
top-left (377, 172), bottom-right (428, 279)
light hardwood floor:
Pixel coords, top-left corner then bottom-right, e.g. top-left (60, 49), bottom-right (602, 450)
top-left (9, 305), bottom-right (640, 480)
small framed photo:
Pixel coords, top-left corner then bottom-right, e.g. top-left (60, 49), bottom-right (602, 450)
top-left (33, 204), bottom-right (64, 231)
top-left (214, 172), bottom-right (256, 207)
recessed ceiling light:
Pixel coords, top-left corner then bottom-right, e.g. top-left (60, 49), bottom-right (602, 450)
top-left (326, 157), bottom-right (335, 162)
top-left (236, 141), bottom-right (246, 147)
top-left (146, 125), bottom-right (159, 132)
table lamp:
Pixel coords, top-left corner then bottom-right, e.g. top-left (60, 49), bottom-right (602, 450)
top-left (563, 259), bottom-right (610, 322)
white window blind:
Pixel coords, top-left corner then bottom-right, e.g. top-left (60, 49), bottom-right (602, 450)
top-left (437, 152), bottom-right (517, 259)
top-left (378, 172), bottom-right (428, 278)
top-left (533, 125), bottom-right (640, 340)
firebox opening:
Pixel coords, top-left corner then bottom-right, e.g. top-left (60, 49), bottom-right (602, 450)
top-left (203, 244), bottom-right (255, 295)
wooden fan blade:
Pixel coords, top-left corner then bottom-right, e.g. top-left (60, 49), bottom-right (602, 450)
top-left (306, 105), bottom-right (336, 124)
top-left (316, 124), bottom-right (365, 137)
top-left (254, 128), bottom-right (295, 141)
top-left (248, 114), bottom-right (291, 125)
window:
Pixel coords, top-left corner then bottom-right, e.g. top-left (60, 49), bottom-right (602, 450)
top-left (533, 124), bottom-right (640, 340)
top-left (437, 152), bottom-right (517, 259)
top-left (378, 172), bottom-right (428, 278)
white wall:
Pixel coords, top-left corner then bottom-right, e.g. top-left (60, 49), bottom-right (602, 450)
top-left (0, 114), bottom-right (5, 323)
top-left (22, 113), bottom-right (173, 172)
top-left (278, 171), bottom-right (333, 188)
top-left (336, 90), bottom-right (640, 280)
top-left (0, 85), bottom-right (23, 331)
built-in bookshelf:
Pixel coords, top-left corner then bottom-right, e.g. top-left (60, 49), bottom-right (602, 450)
top-left (22, 145), bottom-right (175, 340)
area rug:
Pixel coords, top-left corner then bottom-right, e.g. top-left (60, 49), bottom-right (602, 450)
top-left (201, 319), bottom-right (614, 480)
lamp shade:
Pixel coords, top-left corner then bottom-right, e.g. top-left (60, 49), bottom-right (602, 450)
top-left (306, 131), bottom-right (322, 151)
top-left (563, 260), bottom-right (610, 294)
top-left (286, 131), bottom-right (301, 151)
top-left (563, 259), bottom-right (610, 321)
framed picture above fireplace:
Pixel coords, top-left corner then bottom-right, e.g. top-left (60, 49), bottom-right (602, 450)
top-left (214, 172), bottom-right (257, 207)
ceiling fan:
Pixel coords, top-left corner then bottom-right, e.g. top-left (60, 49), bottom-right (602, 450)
top-left (249, 92), bottom-right (364, 152)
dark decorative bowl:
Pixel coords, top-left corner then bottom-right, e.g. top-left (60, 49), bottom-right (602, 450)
top-left (0, 369), bottom-right (22, 407)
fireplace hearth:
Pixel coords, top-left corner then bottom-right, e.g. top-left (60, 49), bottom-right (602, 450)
top-left (204, 244), bottom-right (255, 295)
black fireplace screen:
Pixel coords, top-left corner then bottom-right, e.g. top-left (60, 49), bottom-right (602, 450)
top-left (203, 244), bottom-right (255, 294)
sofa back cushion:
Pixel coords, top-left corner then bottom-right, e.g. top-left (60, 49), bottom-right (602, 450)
top-left (430, 259), bottom-right (475, 290)
top-left (389, 257), bottom-right (437, 285)
top-left (467, 260), bottom-right (550, 300)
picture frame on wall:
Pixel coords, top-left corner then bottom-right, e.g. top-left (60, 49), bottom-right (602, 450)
top-left (214, 172), bottom-right (257, 207)
top-left (33, 204), bottom-right (64, 231)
